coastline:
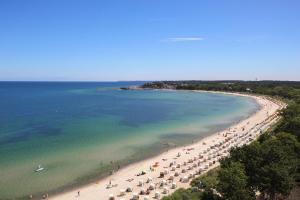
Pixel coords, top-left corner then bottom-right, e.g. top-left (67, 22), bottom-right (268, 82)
top-left (48, 91), bottom-right (284, 200)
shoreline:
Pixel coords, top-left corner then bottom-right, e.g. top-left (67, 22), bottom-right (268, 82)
top-left (48, 91), bottom-right (284, 200)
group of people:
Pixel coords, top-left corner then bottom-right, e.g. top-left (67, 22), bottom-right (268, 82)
top-left (105, 100), bottom-right (281, 200)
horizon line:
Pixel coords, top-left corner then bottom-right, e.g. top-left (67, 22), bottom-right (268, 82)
top-left (0, 79), bottom-right (299, 82)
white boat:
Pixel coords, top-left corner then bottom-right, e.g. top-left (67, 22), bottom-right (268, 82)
top-left (35, 165), bottom-right (44, 172)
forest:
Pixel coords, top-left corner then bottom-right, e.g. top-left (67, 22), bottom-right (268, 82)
top-left (142, 81), bottom-right (300, 200)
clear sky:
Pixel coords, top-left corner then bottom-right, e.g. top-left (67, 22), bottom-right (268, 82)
top-left (0, 0), bottom-right (299, 81)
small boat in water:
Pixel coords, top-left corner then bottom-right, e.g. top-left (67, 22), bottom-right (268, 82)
top-left (35, 165), bottom-right (44, 172)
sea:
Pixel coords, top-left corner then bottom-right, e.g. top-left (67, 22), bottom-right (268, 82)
top-left (0, 81), bottom-right (259, 199)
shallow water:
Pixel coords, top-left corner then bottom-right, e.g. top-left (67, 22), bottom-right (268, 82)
top-left (0, 82), bottom-right (258, 199)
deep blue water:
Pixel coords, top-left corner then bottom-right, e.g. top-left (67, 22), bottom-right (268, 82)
top-left (0, 81), bottom-right (258, 199)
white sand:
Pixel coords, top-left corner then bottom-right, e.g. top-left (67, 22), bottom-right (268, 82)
top-left (49, 92), bottom-right (284, 200)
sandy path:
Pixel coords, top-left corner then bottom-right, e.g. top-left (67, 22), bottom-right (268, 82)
top-left (49, 92), bottom-right (284, 200)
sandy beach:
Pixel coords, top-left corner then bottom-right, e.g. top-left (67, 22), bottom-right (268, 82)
top-left (49, 92), bottom-right (284, 200)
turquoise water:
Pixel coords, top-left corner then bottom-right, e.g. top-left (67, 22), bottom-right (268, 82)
top-left (0, 82), bottom-right (259, 199)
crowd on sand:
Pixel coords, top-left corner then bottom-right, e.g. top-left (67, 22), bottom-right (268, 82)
top-left (46, 95), bottom-right (282, 200)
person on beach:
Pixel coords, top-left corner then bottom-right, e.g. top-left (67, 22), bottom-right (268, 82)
top-left (77, 191), bottom-right (80, 197)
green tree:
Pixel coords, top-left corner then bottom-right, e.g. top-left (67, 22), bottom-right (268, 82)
top-left (202, 188), bottom-right (222, 200)
top-left (217, 162), bottom-right (255, 200)
top-left (258, 133), bottom-right (299, 200)
top-left (278, 116), bottom-right (300, 140)
top-left (220, 142), bottom-right (265, 191)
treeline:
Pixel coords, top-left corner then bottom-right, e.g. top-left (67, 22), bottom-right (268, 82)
top-left (142, 81), bottom-right (300, 103)
top-left (163, 133), bottom-right (299, 200)
top-left (162, 133), bottom-right (299, 200)
top-left (141, 81), bottom-right (300, 200)
top-left (142, 81), bottom-right (300, 140)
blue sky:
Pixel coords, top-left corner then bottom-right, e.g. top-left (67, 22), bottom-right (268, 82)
top-left (0, 0), bottom-right (299, 81)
